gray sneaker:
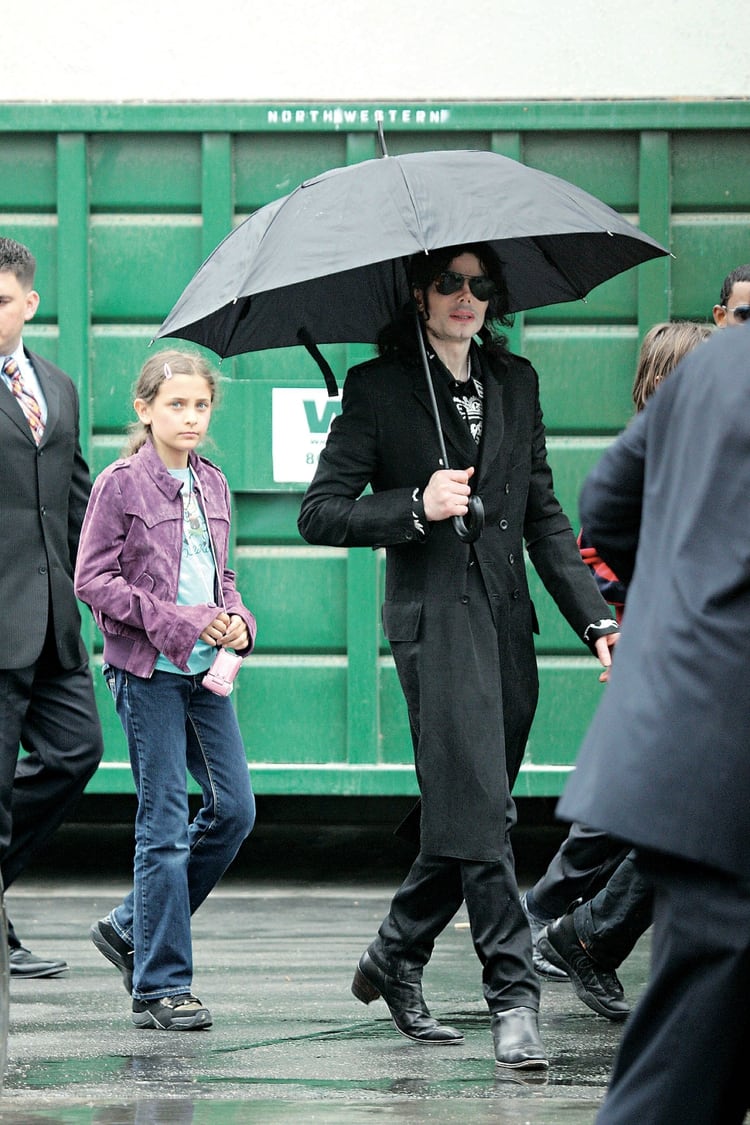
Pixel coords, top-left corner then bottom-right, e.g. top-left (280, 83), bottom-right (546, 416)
top-left (520, 892), bottom-right (569, 981)
top-left (132, 994), bottom-right (212, 1031)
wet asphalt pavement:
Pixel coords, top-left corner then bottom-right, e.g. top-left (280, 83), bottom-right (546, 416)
top-left (0, 823), bottom-right (650, 1125)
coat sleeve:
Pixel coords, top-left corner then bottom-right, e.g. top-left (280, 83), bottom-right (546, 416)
top-left (579, 408), bottom-right (648, 587)
top-left (298, 367), bottom-right (425, 548)
top-left (522, 369), bottom-right (616, 638)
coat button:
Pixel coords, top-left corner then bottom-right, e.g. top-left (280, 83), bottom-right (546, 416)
top-left (508, 553), bottom-right (515, 564)
top-left (512, 589), bottom-right (520, 599)
top-left (460, 595), bottom-right (469, 604)
top-left (39, 566), bottom-right (47, 575)
top-left (499, 519), bottom-right (508, 530)
top-left (405, 531), bottom-right (414, 541)
top-left (504, 483), bottom-right (510, 494)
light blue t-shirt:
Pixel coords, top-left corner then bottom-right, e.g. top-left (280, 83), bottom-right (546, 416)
top-left (155, 468), bottom-right (217, 675)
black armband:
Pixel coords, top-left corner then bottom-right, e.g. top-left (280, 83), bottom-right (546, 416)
top-left (583, 618), bottom-right (620, 652)
top-left (410, 487), bottom-right (427, 539)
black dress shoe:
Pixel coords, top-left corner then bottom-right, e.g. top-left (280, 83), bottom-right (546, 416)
top-left (537, 914), bottom-right (630, 1021)
top-left (351, 951), bottom-right (464, 1044)
top-left (9, 946), bottom-right (68, 978)
top-left (491, 1006), bottom-right (549, 1070)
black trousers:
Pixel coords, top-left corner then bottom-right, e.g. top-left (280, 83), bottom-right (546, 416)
top-left (575, 849), bottom-right (653, 969)
top-left (530, 821), bottom-right (629, 919)
top-left (0, 634), bottom-right (103, 941)
top-left (597, 851), bottom-right (750, 1125)
top-left (370, 849), bottom-right (539, 1014)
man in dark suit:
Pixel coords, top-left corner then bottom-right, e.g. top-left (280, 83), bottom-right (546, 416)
top-left (298, 243), bottom-right (618, 1070)
top-left (559, 323), bottom-right (750, 1124)
top-left (0, 237), bottom-right (103, 976)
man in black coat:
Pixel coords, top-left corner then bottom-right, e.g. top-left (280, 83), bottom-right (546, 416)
top-left (298, 243), bottom-right (618, 1069)
top-left (0, 237), bottom-right (103, 975)
top-left (559, 323), bottom-right (750, 1124)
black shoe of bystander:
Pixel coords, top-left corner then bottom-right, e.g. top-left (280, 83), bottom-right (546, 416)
top-left (538, 913), bottom-right (630, 1021)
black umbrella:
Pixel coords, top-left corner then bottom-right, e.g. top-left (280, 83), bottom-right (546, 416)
top-left (157, 147), bottom-right (668, 539)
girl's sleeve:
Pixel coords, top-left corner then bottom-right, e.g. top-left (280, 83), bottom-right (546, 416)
top-left (216, 473), bottom-right (257, 655)
top-left (74, 471), bottom-right (130, 610)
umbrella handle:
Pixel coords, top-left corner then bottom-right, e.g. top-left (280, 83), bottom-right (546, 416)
top-left (452, 494), bottom-right (485, 543)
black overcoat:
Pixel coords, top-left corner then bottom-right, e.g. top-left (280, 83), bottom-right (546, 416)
top-left (559, 325), bottom-right (750, 879)
top-left (0, 348), bottom-right (92, 670)
top-left (299, 344), bottom-right (610, 861)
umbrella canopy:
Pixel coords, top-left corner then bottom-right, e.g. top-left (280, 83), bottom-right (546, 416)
top-left (157, 148), bottom-right (668, 359)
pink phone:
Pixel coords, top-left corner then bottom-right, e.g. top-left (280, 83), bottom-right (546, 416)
top-left (202, 648), bottom-right (243, 696)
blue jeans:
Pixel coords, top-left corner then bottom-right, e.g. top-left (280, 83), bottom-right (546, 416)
top-left (106, 668), bottom-right (255, 999)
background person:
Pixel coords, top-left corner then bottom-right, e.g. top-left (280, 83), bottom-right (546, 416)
top-left (559, 322), bottom-right (750, 1124)
top-left (0, 236), bottom-right (103, 978)
top-left (525, 270), bottom-right (747, 980)
top-left (298, 243), bottom-right (618, 1071)
top-left (523, 322), bottom-right (712, 1007)
top-left (75, 349), bottom-right (256, 1031)
top-left (712, 262), bottom-right (750, 328)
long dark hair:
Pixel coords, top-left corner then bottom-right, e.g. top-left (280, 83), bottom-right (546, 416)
top-left (378, 243), bottom-right (513, 360)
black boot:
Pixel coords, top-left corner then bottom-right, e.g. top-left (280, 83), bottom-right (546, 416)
top-left (491, 1006), bottom-right (549, 1070)
top-left (351, 951), bottom-right (464, 1044)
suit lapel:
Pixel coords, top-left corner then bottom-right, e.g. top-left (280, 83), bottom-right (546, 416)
top-left (27, 349), bottom-right (61, 448)
top-left (0, 367), bottom-right (36, 444)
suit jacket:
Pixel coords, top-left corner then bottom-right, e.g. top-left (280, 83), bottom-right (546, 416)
top-left (299, 344), bottom-right (610, 860)
top-left (559, 324), bottom-right (750, 879)
top-left (0, 347), bottom-right (91, 670)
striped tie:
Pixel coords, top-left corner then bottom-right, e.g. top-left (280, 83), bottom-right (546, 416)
top-left (3, 356), bottom-right (44, 444)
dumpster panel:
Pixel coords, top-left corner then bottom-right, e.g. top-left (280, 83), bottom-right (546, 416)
top-left (3, 101), bottom-right (748, 798)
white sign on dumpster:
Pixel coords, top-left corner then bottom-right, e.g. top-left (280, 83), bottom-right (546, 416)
top-left (272, 388), bottom-right (342, 483)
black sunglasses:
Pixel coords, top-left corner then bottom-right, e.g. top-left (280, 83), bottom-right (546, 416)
top-left (723, 304), bottom-right (750, 322)
top-left (433, 270), bottom-right (497, 301)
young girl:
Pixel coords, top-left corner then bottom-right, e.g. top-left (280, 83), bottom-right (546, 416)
top-left (75, 348), bottom-right (256, 1031)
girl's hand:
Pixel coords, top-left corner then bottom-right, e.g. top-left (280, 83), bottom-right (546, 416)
top-left (200, 612), bottom-right (231, 645)
top-left (218, 614), bottom-right (249, 651)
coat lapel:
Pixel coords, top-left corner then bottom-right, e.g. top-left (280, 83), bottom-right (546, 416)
top-left (410, 363), bottom-right (479, 468)
top-left (476, 355), bottom-right (505, 485)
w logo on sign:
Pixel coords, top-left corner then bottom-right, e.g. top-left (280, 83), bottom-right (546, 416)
top-left (303, 399), bottom-right (342, 434)
top-left (272, 388), bottom-right (343, 484)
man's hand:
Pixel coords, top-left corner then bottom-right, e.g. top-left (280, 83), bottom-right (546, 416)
top-left (594, 632), bottom-right (619, 683)
top-left (423, 467), bottom-right (475, 521)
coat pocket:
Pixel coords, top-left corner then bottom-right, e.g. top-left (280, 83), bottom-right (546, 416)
top-left (382, 601), bottom-right (423, 642)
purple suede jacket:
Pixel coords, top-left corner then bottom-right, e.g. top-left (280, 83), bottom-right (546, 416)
top-left (75, 440), bottom-right (256, 677)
